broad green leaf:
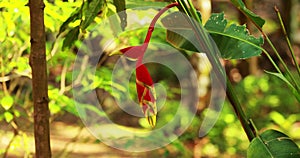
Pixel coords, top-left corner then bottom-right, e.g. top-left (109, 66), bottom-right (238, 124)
top-left (80, 0), bottom-right (105, 30)
top-left (205, 13), bottom-right (264, 59)
top-left (161, 12), bottom-right (264, 59)
top-left (1, 95), bottom-right (14, 110)
top-left (247, 129), bottom-right (300, 158)
top-left (265, 71), bottom-right (300, 102)
top-left (57, 7), bottom-right (82, 37)
top-left (62, 26), bottom-right (80, 50)
top-left (230, 0), bottom-right (265, 28)
top-left (112, 0), bottom-right (127, 30)
top-left (4, 111), bottom-right (14, 123)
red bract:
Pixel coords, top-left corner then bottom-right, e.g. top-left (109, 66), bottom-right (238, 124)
top-left (114, 2), bottom-right (179, 127)
top-left (119, 44), bottom-right (147, 60)
top-left (135, 64), bottom-right (157, 127)
top-left (119, 44), bottom-right (157, 127)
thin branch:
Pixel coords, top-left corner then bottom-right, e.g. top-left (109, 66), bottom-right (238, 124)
top-left (274, 6), bottom-right (300, 77)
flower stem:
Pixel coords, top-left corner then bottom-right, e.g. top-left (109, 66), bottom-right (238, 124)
top-left (143, 2), bottom-right (179, 44)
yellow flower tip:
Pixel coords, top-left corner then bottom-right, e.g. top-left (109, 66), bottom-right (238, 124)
top-left (147, 115), bottom-right (156, 128)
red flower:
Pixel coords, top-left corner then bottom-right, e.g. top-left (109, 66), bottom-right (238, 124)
top-left (120, 45), bottom-right (157, 127)
top-left (113, 2), bottom-right (179, 127)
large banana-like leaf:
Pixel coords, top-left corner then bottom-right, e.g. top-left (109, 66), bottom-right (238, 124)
top-left (247, 129), bottom-right (300, 158)
top-left (161, 12), bottom-right (264, 59)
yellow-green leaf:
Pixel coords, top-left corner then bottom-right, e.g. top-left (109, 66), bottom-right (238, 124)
top-left (1, 95), bottom-right (14, 110)
top-left (4, 111), bottom-right (14, 123)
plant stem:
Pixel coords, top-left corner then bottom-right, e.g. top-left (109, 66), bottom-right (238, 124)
top-left (226, 79), bottom-right (256, 140)
top-left (236, 3), bottom-right (300, 92)
top-left (176, 0), bottom-right (256, 141)
top-left (264, 35), bottom-right (300, 91)
top-left (274, 6), bottom-right (300, 77)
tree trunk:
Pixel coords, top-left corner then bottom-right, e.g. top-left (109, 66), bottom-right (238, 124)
top-left (29, 0), bottom-right (51, 157)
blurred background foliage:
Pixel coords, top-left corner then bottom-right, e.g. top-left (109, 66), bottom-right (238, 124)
top-left (0, 0), bottom-right (300, 157)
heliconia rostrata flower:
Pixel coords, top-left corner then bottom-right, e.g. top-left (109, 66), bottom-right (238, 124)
top-left (116, 2), bottom-right (179, 127)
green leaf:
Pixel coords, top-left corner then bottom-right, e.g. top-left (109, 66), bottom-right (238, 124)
top-left (265, 71), bottom-right (300, 102)
top-left (4, 111), bottom-right (14, 123)
top-left (247, 129), bottom-right (300, 158)
top-left (80, 0), bottom-right (105, 30)
top-left (57, 7), bottom-right (82, 37)
top-left (62, 26), bottom-right (80, 51)
top-left (112, 0), bottom-right (127, 30)
top-left (205, 13), bottom-right (264, 59)
top-left (230, 0), bottom-right (265, 28)
top-left (1, 95), bottom-right (14, 110)
top-left (162, 12), bottom-right (264, 59)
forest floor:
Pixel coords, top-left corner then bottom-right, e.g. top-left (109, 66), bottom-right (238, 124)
top-left (0, 115), bottom-right (159, 158)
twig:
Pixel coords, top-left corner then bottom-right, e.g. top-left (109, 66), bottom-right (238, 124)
top-left (274, 6), bottom-right (300, 77)
top-left (2, 121), bottom-right (19, 158)
top-left (0, 55), bottom-right (8, 95)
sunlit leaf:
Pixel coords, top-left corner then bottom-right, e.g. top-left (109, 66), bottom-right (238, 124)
top-left (247, 129), bottom-right (300, 158)
top-left (1, 95), bottom-right (14, 110)
top-left (4, 111), bottom-right (14, 123)
top-left (230, 0), bottom-right (265, 28)
top-left (161, 12), bottom-right (264, 59)
top-left (80, 0), bottom-right (105, 30)
top-left (57, 7), bottom-right (82, 37)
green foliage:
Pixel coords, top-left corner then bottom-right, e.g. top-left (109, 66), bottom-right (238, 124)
top-left (205, 13), bottom-right (264, 59)
top-left (247, 130), bottom-right (300, 158)
top-left (48, 86), bottom-right (78, 116)
top-left (81, 0), bottom-right (105, 30)
top-left (265, 71), bottom-right (300, 102)
top-left (57, 7), bottom-right (82, 36)
top-left (162, 12), bottom-right (264, 59)
top-left (58, 0), bottom-right (106, 50)
top-left (1, 95), bottom-right (14, 110)
top-left (0, 0), bottom-right (97, 155)
top-left (1, 0), bottom-right (299, 157)
top-left (62, 26), bottom-right (80, 50)
top-left (230, 0), bottom-right (265, 28)
top-left (112, 0), bottom-right (127, 30)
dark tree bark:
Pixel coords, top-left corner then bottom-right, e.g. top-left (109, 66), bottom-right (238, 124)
top-left (29, 0), bottom-right (51, 157)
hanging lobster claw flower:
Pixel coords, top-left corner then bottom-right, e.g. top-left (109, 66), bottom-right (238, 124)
top-left (135, 64), bottom-right (157, 128)
top-left (108, 2), bottom-right (179, 127)
top-left (116, 44), bottom-right (157, 127)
